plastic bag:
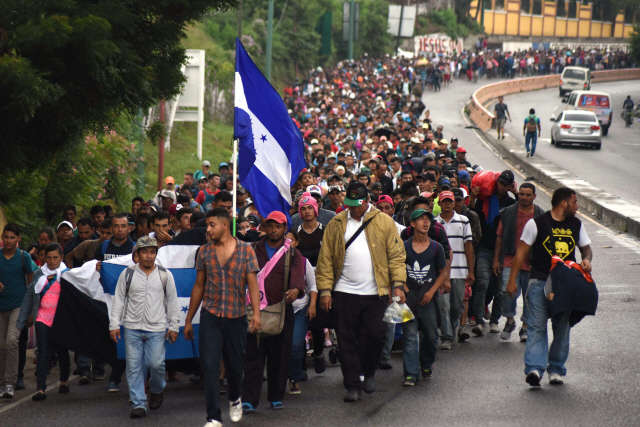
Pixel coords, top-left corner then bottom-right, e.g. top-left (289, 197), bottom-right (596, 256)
top-left (470, 171), bottom-right (500, 201)
top-left (383, 296), bottom-right (415, 324)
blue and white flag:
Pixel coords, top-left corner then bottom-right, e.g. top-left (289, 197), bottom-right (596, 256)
top-left (234, 38), bottom-right (305, 223)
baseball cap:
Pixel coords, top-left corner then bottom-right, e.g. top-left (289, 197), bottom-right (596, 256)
top-left (457, 147), bottom-right (467, 154)
top-left (452, 188), bottom-right (465, 201)
top-left (418, 172), bottom-right (436, 182)
top-left (457, 170), bottom-right (470, 180)
top-left (168, 203), bottom-right (183, 216)
top-left (361, 146), bottom-right (371, 153)
top-left (160, 189), bottom-right (176, 201)
top-left (305, 185), bottom-right (322, 197)
top-left (236, 185), bottom-right (248, 195)
top-left (266, 211), bottom-right (287, 225)
top-left (439, 178), bottom-right (452, 190)
top-left (424, 152), bottom-right (436, 160)
top-left (371, 182), bottom-right (383, 190)
top-left (136, 236), bottom-right (158, 252)
top-left (56, 221), bottom-right (73, 231)
top-left (498, 170), bottom-right (515, 185)
top-left (472, 164), bottom-right (484, 173)
top-left (422, 122), bottom-right (430, 129)
top-left (327, 153), bottom-right (336, 159)
top-left (451, 137), bottom-right (459, 142)
top-left (439, 191), bottom-right (455, 202)
top-left (328, 185), bottom-right (342, 194)
top-left (344, 182), bottom-right (369, 206)
top-left (219, 162), bottom-right (229, 169)
top-left (165, 176), bottom-right (175, 185)
top-left (437, 124), bottom-right (444, 130)
top-left (202, 161), bottom-right (211, 167)
top-left (310, 139), bottom-right (319, 145)
top-left (410, 208), bottom-right (434, 221)
top-left (439, 139), bottom-right (448, 146)
top-left (376, 195), bottom-right (393, 206)
top-left (461, 188), bottom-right (469, 199)
top-left (199, 176), bottom-right (209, 182)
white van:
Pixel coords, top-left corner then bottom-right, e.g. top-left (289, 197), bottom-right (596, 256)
top-left (559, 67), bottom-right (591, 96)
top-left (562, 90), bottom-right (613, 135)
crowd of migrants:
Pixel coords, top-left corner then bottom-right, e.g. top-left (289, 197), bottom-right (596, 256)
top-left (0, 52), bottom-right (593, 426)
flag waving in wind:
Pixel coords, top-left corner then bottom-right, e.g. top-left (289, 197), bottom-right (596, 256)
top-left (234, 38), bottom-right (305, 223)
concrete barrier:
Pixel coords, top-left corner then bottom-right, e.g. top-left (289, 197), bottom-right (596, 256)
top-left (468, 69), bottom-right (640, 132)
top-left (466, 68), bottom-right (640, 237)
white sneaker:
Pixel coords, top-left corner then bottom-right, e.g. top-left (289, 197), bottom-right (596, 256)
top-left (2, 385), bottom-right (14, 398)
top-left (489, 323), bottom-right (500, 333)
top-left (548, 372), bottom-right (564, 385)
top-left (229, 398), bottom-right (243, 423)
top-left (204, 420), bottom-right (222, 427)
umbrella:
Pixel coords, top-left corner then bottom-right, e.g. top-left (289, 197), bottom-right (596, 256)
top-left (374, 127), bottom-right (396, 140)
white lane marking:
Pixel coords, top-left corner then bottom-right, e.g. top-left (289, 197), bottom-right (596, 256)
top-left (0, 376), bottom-right (76, 414)
top-left (460, 104), bottom-right (640, 253)
top-left (599, 292), bottom-right (634, 295)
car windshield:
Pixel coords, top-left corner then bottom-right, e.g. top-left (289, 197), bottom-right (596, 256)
top-left (563, 69), bottom-right (586, 79)
top-left (565, 113), bottom-right (597, 122)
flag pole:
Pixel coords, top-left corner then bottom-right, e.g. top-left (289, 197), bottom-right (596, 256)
top-left (232, 137), bottom-right (239, 237)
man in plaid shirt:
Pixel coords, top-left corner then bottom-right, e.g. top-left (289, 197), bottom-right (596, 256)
top-left (184, 208), bottom-right (262, 427)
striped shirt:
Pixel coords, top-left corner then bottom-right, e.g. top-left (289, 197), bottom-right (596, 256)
top-left (436, 212), bottom-right (472, 279)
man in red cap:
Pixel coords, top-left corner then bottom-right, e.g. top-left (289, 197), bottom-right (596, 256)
top-left (454, 147), bottom-right (471, 169)
top-left (242, 211), bottom-right (306, 412)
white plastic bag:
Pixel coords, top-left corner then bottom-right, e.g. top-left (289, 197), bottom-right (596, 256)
top-left (383, 296), bottom-right (415, 324)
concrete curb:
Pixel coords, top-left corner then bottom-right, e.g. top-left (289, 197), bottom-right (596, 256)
top-left (468, 121), bottom-right (640, 238)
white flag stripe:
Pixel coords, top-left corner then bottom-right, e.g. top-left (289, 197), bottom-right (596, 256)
top-left (235, 71), bottom-right (293, 205)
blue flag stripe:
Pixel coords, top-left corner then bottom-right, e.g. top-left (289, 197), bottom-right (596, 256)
top-left (101, 263), bottom-right (196, 299)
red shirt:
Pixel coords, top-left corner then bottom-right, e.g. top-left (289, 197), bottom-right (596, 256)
top-left (195, 188), bottom-right (219, 205)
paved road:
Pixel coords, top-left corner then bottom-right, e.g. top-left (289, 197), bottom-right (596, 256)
top-left (3, 77), bottom-right (640, 427)
top-left (490, 80), bottom-right (640, 206)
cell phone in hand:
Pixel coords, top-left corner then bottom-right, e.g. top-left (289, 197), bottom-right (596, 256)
top-left (166, 334), bottom-right (176, 345)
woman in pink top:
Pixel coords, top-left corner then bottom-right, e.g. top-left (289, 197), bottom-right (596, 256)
top-left (16, 243), bottom-right (70, 401)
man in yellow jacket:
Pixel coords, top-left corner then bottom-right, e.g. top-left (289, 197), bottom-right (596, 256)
top-left (316, 182), bottom-right (407, 403)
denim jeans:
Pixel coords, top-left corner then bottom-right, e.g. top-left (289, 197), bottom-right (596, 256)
top-left (402, 298), bottom-right (439, 379)
top-left (472, 248), bottom-right (494, 326)
top-left (525, 132), bottom-right (537, 156)
top-left (499, 268), bottom-right (530, 324)
top-left (439, 279), bottom-right (466, 342)
top-left (77, 354), bottom-right (106, 378)
top-left (124, 329), bottom-right (166, 410)
top-left (380, 321), bottom-right (396, 362)
top-left (288, 306), bottom-right (309, 382)
top-left (200, 311), bottom-right (247, 422)
top-left (438, 293), bottom-right (452, 340)
top-left (524, 280), bottom-right (571, 378)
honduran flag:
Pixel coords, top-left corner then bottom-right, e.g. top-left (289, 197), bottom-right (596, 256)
top-left (50, 242), bottom-right (203, 364)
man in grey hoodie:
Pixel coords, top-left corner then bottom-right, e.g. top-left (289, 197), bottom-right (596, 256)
top-left (109, 236), bottom-right (180, 419)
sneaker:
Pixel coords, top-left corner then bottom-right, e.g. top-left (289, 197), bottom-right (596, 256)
top-left (526, 151), bottom-right (530, 158)
top-left (204, 420), bottom-right (223, 427)
top-left (519, 328), bottom-right (528, 342)
top-left (438, 341), bottom-right (452, 350)
top-left (362, 375), bottom-right (376, 394)
top-left (130, 407), bottom-right (147, 418)
top-left (107, 381), bottom-right (120, 393)
top-left (343, 389), bottom-right (361, 402)
top-left (548, 372), bottom-right (564, 385)
top-left (530, 153), bottom-right (535, 158)
top-left (500, 321), bottom-right (516, 340)
top-left (489, 323), bottom-right (500, 333)
top-left (325, 339), bottom-right (333, 348)
top-left (32, 391), bottom-right (47, 401)
top-left (484, 306), bottom-right (491, 320)
top-left (79, 375), bottom-right (91, 385)
top-left (270, 401), bottom-right (284, 410)
top-left (468, 316), bottom-right (476, 326)
top-left (229, 398), bottom-right (243, 422)
top-left (289, 380), bottom-right (301, 395)
top-left (402, 377), bottom-right (417, 387)
top-left (526, 370), bottom-right (541, 387)
top-left (378, 359), bottom-right (393, 370)
top-left (471, 324), bottom-right (485, 336)
top-left (313, 353), bottom-right (326, 374)
top-left (149, 391), bottom-right (164, 410)
top-left (421, 369), bottom-right (433, 380)
top-left (242, 402), bottom-right (256, 414)
top-left (92, 373), bottom-right (106, 381)
top-left (59, 384), bottom-right (70, 394)
top-left (15, 377), bottom-right (25, 391)
top-left (2, 385), bottom-right (14, 398)
top-left (458, 327), bottom-right (470, 342)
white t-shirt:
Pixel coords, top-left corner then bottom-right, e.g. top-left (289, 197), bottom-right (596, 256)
top-left (520, 218), bottom-right (591, 247)
top-left (334, 205), bottom-right (378, 295)
top-left (293, 259), bottom-right (318, 313)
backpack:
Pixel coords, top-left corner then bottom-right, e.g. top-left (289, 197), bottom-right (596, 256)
top-left (19, 249), bottom-right (30, 288)
top-left (526, 116), bottom-right (538, 133)
top-left (122, 265), bottom-right (169, 318)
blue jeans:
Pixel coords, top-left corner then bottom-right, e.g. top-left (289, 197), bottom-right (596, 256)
top-left (77, 354), bottom-right (105, 378)
top-left (525, 132), bottom-right (537, 156)
top-left (402, 298), bottom-right (439, 379)
top-left (380, 321), bottom-right (396, 362)
top-left (439, 279), bottom-right (466, 342)
top-left (124, 329), bottom-right (166, 410)
top-left (499, 268), bottom-right (530, 323)
top-left (288, 306), bottom-right (309, 382)
top-left (200, 311), bottom-right (247, 422)
top-left (472, 248), bottom-right (494, 326)
top-left (524, 280), bottom-right (571, 378)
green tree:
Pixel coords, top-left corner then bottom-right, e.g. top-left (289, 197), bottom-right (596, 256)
top-left (630, 25), bottom-right (640, 66)
top-left (0, 0), bottom-right (236, 175)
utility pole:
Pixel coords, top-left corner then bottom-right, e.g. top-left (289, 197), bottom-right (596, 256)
top-left (157, 99), bottom-right (166, 192)
top-left (348, 0), bottom-right (355, 60)
top-left (395, 4), bottom-right (404, 56)
top-left (266, 0), bottom-right (274, 81)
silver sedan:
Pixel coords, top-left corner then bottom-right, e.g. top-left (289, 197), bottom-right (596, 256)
top-left (550, 110), bottom-right (603, 150)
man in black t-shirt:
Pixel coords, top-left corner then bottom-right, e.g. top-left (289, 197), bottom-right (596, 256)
top-left (507, 187), bottom-right (592, 387)
top-left (401, 209), bottom-right (447, 385)
top-left (469, 170), bottom-right (517, 336)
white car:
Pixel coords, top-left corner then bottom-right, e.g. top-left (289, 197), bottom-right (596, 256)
top-left (550, 110), bottom-right (602, 150)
